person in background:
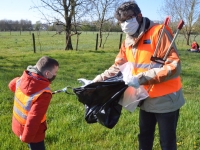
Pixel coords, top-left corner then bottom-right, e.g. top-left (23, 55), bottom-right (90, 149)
top-left (189, 41), bottom-right (200, 52)
top-left (91, 1), bottom-right (185, 150)
top-left (8, 56), bottom-right (59, 150)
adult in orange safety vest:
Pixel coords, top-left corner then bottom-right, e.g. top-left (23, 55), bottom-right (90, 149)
top-left (92, 1), bottom-right (185, 150)
top-left (8, 56), bottom-right (59, 150)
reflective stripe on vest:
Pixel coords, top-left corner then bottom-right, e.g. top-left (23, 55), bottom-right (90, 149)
top-left (126, 25), bottom-right (181, 98)
top-left (13, 78), bottom-right (51, 125)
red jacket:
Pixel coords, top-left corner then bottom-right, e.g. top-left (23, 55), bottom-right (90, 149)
top-left (191, 42), bottom-right (199, 49)
top-left (8, 71), bottom-right (52, 143)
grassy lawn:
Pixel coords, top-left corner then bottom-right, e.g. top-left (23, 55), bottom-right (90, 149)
top-left (0, 31), bottom-right (200, 150)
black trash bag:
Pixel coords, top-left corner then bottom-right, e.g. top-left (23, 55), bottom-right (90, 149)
top-left (73, 72), bottom-right (128, 129)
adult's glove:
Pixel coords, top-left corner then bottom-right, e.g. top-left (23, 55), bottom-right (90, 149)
top-left (124, 75), bottom-right (140, 89)
top-left (77, 78), bottom-right (92, 87)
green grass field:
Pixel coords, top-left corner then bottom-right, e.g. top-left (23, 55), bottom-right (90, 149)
top-left (0, 31), bottom-right (200, 150)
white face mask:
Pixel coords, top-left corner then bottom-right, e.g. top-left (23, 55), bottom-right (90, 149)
top-left (120, 17), bottom-right (139, 35)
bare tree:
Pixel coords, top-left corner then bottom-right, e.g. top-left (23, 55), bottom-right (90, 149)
top-left (32, 0), bottom-right (90, 50)
top-left (87, 0), bottom-right (124, 48)
top-left (159, 0), bottom-right (200, 45)
top-left (192, 15), bottom-right (200, 40)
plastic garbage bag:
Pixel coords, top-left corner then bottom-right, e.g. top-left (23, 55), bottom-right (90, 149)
top-left (119, 62), bottom-right (134, 84)
top-left (73, 72), bottom-right (128, 129)
top-left (118, 86), bottom-right (149, 112)
top-left (118, 62), bottom-right (149, 112)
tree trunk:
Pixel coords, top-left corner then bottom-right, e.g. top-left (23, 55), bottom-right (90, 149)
top-left (99, 30), bottom-right (102, 48)
top-left (65, 20), bottom-right (73, 50)
top-left (186, 33), bottom-right (190, 45)
top-left (98, 22), bottom-right (103, 48)
top-left (65, 32), bottom-right (73, 50)
top-left (99, 33), bottom-right (103, 48)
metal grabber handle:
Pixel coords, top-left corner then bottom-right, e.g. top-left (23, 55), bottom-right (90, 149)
top-left (52, 86), bottom-right (74, 95)
top-left (163, 20), bottom-right (184, 60)
top-left (152, 16), bottom-right (170, 58)
top-left (147, 19), bottom-right (184, 92)
top-left (149, 17), bottom-right (170, 68)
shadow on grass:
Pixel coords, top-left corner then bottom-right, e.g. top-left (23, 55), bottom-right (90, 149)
top-left (89, 50), bottom-right (106, 53)
top-left (45, 135), bottom-right (59, 145)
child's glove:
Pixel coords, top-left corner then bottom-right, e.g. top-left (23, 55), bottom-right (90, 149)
top-left (77, 78), bottom-right (92, 87)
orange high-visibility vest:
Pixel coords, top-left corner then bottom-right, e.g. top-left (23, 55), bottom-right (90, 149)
top-left (126, 25), bottom-right (181, 98)
top-left (13, 78), bottom-right (51, 125)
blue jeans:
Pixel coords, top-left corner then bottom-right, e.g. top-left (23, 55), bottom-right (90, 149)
top-left (28, 140), bottom-right (45, 150)
top-left (138, 109), bottom-right (179, 150)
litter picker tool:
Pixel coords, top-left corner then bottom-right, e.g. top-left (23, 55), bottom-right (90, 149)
top-left (150, 16), bottom-right (170, 65)
top-left (147, 19), bottom-right (184, 92)
top-left (152, 19), bottom-right (184, 65)
top-left (52, 86), bottom-right (74, 95)
top-left (162, 20), bottom-right (184, 61)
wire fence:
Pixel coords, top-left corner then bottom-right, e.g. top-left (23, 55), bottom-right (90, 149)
top-left (0, 30), bottom-right (198, 53)
top-left (0, 31), bottom-right (125, 52)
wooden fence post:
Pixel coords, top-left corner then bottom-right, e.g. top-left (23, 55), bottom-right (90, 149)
top-left (95, 33), bottom-right (98, 50)
top-left (32, 33), bottom-right (36, 53)
top-left (119, 33), bottom-right (123, 49)
top-left (76, 34), bottom-right (79, 51)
